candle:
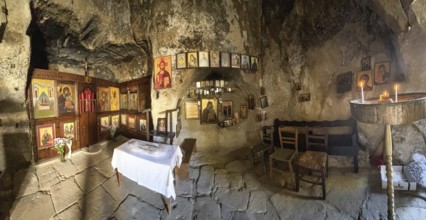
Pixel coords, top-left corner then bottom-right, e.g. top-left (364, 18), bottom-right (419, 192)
top-left (394, 84), bottom-right (398, 102)
top-left (360, 81), bottom-right (364, 103)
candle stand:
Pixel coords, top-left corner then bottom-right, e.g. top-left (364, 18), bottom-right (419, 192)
top-left (350, 93), bottom-right (426, 220)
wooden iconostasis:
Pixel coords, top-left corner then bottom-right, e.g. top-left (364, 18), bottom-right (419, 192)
top-left (29, 69), bottom-right (152, 162)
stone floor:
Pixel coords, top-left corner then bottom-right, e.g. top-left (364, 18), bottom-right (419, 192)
top-left (1, 136), bottom-right (426, 220)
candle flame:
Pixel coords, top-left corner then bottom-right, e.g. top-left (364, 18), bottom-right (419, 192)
top-left (394, 84), bottom-right (398, 91)
top-left (359, 81), bottom-right (364, 87)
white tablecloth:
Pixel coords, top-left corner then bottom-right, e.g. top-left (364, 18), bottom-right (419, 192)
top-left (111, 139), bottom-right (183, 199)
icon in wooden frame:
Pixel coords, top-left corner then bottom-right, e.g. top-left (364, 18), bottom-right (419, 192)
top-left (36, 123), bottom-right (55, 148)
top-left (32, 79), bottom-right (57, 119)
top-left (187, 52), bottom-right (198, 68)
top-left (176, 53), bottom-right (187, 69)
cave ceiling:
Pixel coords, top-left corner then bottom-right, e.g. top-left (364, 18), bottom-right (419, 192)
top-left (31, 0), bottom-right (411, 71)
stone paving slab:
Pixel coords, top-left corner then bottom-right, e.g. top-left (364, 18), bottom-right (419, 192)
top-left (93, 157), bottom-right (115, 178)
top-left (36, 163), bottom-right (60, 190)
top-left (53, 203), bottom-right (82, 220)
top-left (162, 196), bottom-right (194, 220)
top-left (113, 195), bottom-right (161, 220)
top-left (78, 186), bottom-right (117, 219)
top-left (248, 190), bottom-right (267, 214)
top-left (197, 165), bottom-right (214, 195)
top-left (271, 191), bottom-right (326, 219)
top-left (214, 169), bottom-right (229, 188)
top-left (249, 200), bottom-right (280, 220)
top-left (13, 168), bottom-right (39, 198)
top-left (396, 207), bottom-right (426, 220)
top-left (52, 159), bottom-right (79, 179)
top-left (102, 174), bottom-right (135, 202)
top-left (244, 172), bottom-right (261, 190)
top-left (195, 196), bottom-right (221, 219)
top-left (50, 178), bottom-right (84, 213)
top-left (216, 189), bottom-right (250, 211)
top-left (10, 191), bottom-right (55, 220)
top-left (175, 177), bottom-right (193, 197)
top-left (130, 183), bottom-right (166, 210)
top-left (74, 167), bottom-right (106, 193)
top-left (229, 172), bottom-right (244, 190)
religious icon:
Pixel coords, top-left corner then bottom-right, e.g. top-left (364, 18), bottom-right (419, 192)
top-left (139, 93), bottom-right (146, 111)
top-left (97, 87), bottom-right (110, 112)
top-left (336, 71), bottom-right (353, 93)
top-left (248, 94), bottom-right (255, 109)
top-left (241, 55), bottom-right (250, 69)
top-left (374, 61), bottom-right (390, 85)
top-left (154, 56), bottom-right (172, 89)
top-left (198, 51), bottom-right (209, 67)
top-left (210, 51), bottom-right (220, 68)
top-left (121, 114), bottom-right (127, 126)
top-left (260, 96), bottom-right (269, 108)
top-left (176, 53), bottom-right (187, 69)
top-left (120, 94), bottom-right (128, 110)
top-left (128, 115), bottom-right (136, 129)
top-left (240, 104), bottom-right (248, 119)
top-left (62, 121), bottom-right (76, 140)
top-left (231, 53), bottom-right (241, 68)
top-left (250, 56), bottom-right (258, 70)
top-left (222, 100), bottom-right (233, 117)
top-left (221, 52), bottom-right (230, 68)
top-left (357, 70), bottom-right (373, 91)
top-left (110, 87), bottom-right (119, 111)
top-left (201, 98), bottom-right (218, 124)
top-left (32, 79), bottom-right (57, 119)
top-left (57, 81), bottom-right (76, 115)
top-left (111, 114), bottom-right (119, 127)
top-left (157, 117), bottom-right (167, 133)
top-left (36, 124), bottom-right (55, 148)
top-left (139, 118), bottom-right (147, 132)
top-left (129, 93), bottom-right (138, 111)
top-left (187, 52), bottom-right (198, 68)
top-left (100, 116), bottom-right (110, 132)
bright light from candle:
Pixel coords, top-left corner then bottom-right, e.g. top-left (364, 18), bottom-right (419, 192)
top-left (394, 84), bottom-right (398, 102)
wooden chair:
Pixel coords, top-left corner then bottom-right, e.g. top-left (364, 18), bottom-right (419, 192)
top-left (295, 127), bottom-right (328, 200)
top-left (269, 126), bottom-right (298, 177)
top-left (250, 126), bottom-right (273, 174)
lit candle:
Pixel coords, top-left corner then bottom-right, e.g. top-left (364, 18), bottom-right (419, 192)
top-left (394, 84), bottom-right (398, 102)
top-left (360, 81), bottom-right (364, 103)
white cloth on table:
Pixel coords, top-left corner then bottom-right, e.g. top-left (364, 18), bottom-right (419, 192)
top-left (66, 140), bottom-right (72, 159)
top-left (111, 139), bottom-right (183, 199)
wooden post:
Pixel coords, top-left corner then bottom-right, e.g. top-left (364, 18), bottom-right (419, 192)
top-left (115, 169), bottom-right (121, 187)
top-left (385, 124), bottom-right (395, 220)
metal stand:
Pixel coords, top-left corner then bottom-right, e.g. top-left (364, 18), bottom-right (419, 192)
top-left (385, 125), bottom-right (395, 220)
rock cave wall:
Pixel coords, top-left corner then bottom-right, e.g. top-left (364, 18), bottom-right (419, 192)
top-left (0, 0), bottom-right (32, 174)
top-left (261, 0), bottom-right (426, 165)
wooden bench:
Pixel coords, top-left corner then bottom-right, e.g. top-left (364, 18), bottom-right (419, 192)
top-left (273, 119), bottom-right (359, 173)
top-left (175, 138), bottom-right (196, 180)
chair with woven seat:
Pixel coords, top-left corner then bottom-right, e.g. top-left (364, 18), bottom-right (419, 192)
top-left (250, 126), bottom-right (274, 174)
top-left (269, 126), bottom-right (298, 177)
top-left (295, 127), bottom-right (328, 200)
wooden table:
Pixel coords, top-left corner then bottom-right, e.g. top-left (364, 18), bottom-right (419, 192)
top-left (111, 139), bottom-right (183, 213)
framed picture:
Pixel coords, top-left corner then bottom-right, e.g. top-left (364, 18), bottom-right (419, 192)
top-left (36, 123), bottom-right (55, 148)
top-left (336, 71), bottom-right (353, 93)
top-left (210, 51), bottom-right (220, 67)
top-left (222, 100), bottom-right (233, 117)
top-left (200, 98), bottom-right (218, 124)
top-left (98, 87), bottom-right (110, 112)
top-left (154, 56), bottom-right (172, 89)
top-left (139, 118), bottom-right (147, 132)
top-left (61, 121), bottom-right (76, 140)
top-left (240, 104), bottom-right (248, 119)
top-left (357, 70), bottom-right (373, 91)
top-left (157, 117), bottom-right (167, 133)
top-left (110, 87), bottom-right (120, 111)
top-left (231, 53), bottom-right (241, 68)
top-left (57, 81), bottom-right (76, 116)
top-left (374, 61), bottom-right (390, 84)
top-left (198, 51), bottom-right (209, 67)
top-left (139, 93), bottom-right (146, 111)
top-left (100, 116), bottom-right (110, 132)
top-left (128, 93), bottom-right (138, 111)
top-left (32, 79), bottom-right (57, 119)
top-left (188, 89), bottom-right (196, 99)
top-left (176, 53), bottom-right (187, 69)
top-left (250, 56), bottom-right (258, 70)
top-left (120, 94), bottom-right (128, 110)
top-left (187, 52), bottom-right (198, 68)
top-left (128, 115), bottom-right (136, 130)
top-left (260, 96), bottom-right (269, 108)
top-left (185, 100), bottom-right (199, 119)
top-left (248, 94), bottom-right (255, 109)
top-left (221, 52), bottom-right (230, 67)
top-left (111, 114), bottom-right (119, 127)
top-left (361, 56), bottom-right (371, 70)
top-left (121, 114), bottom-right (127, 126)
top-left (241, 55), bottom-right (250, 69)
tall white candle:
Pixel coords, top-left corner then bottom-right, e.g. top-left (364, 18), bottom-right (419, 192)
top-left (360, 82), bottom-right (364, 103)
top-left (394, 84), bottom-right (398, 102)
